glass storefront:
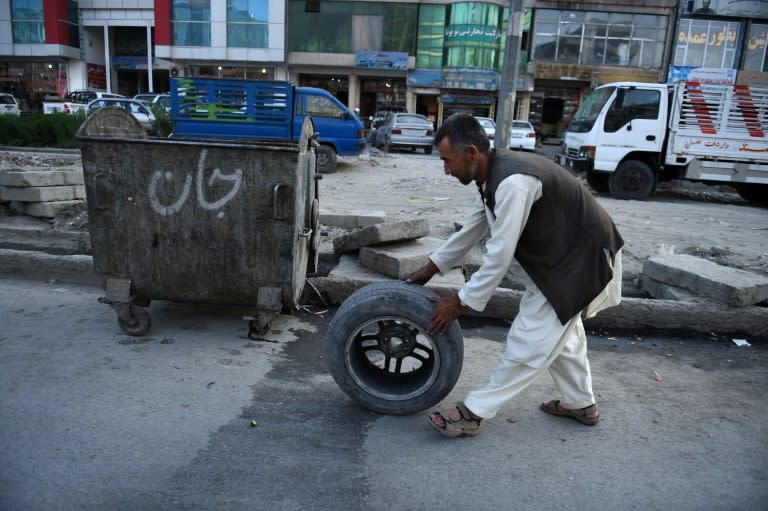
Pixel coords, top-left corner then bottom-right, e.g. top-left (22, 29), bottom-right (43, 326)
top-left (674, 18), bottom-right (740, 68)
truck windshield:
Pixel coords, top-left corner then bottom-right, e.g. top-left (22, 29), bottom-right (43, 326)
top-left (568, 86), bottom-right (616, 133)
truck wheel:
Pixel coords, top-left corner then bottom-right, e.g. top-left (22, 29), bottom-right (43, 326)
top-left (324, 281), bottom-right (463, 415)
top-left (609, 160), bottom-right (655, 200)
top-left (586, 168), bottom-right (610, 193)
top-left (317, 145), bottom-right (337, 174)
top-left (735, 184), bottom-right (768, 205)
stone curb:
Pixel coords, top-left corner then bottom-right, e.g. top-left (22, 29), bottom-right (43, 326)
top-left (4, 247), bottom-right (763, 338)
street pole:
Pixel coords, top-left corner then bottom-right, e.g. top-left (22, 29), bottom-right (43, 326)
top-left (494, 0), bottom-right (524, 150)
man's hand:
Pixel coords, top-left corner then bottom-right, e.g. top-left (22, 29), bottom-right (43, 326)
top-left (428, 294), bottom-right (464, 335)
top-left (403, 260), bottom-right (439, 285)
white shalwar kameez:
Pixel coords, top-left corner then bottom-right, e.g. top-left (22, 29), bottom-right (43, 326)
top-left (429, 174), bottom-right (622, 419)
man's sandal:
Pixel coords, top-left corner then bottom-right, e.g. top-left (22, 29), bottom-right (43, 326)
top-left (427, 402), bottom-right (483, 437)
top-left (540, 400), bottom-right (601, 426)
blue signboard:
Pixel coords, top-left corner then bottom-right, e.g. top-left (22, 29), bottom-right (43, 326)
top-left (355, 51), bottom-right (408, 71)
top-left (407, 69), bottom-right (442, 87)
top-left (441, 68), bottom-right (498, 91)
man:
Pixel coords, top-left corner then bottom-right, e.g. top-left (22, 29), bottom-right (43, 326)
top-left (405, 113), bottom-right (624, 437)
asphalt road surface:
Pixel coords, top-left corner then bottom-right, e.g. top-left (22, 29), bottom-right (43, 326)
top-left (1, 278), bottom-right (766, 510)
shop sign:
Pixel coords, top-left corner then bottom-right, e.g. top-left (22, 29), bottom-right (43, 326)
top-left (667, 66), bottom-right (736, 84)
top-left (440, 91), bottom-right (493, 105)
top-left (112, 56), bottom-right (155, 70)
top-left (736, 70), bottom-right (768, 86)
top-left (408, 69), bottom-right (442, 87)
top-left (87, 63), bottom-right (106, 90)
top-left (355, 51), bottom-right (408, 71)
top-left (444, 24), bottom-right (501, 49)
top-left (442, 68), bottom-right (498, 91)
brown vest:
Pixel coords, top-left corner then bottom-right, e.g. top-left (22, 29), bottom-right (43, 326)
top-left (482, 149), bottom-right (624, 324)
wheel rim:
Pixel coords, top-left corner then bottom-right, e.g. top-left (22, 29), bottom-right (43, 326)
top-left (344, 315), bottom-right (440, 401)
top-left (618, 166), bottom-right (649, 194)
top-left (317, 149), bottom-right (329, 167)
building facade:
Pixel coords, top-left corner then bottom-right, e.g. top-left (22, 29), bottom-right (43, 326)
top-left (1, 0), bottom-right (766, 133)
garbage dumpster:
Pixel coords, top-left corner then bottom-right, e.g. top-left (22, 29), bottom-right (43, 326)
top-left (76, 107), bottom-right (320, 336)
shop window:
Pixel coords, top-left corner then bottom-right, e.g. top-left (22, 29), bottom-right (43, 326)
top-left (173, 0), bottom-right (211, 47)
top-left (227, 0), bottom-right (269, 48)
top-left (416, 5), bottom-right (445, 68)
top-left (532, 9), bottom-right (667, 67)
top-left (444, 2), bottom-right (501, 69)
top-left (674, 18), bottom-right (739, 69)
top-left (11, 0), bottom-right (45, 44)
top-left (287, 0), bottom-right (416, 54)
top-left (742, 23), bottom-right (767, 72)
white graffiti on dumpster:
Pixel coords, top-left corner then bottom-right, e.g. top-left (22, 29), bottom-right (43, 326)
top-left (149, 149), bottom-right (243, 216)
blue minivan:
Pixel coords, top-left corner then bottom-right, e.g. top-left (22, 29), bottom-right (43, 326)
top-left (171, 78), bottom-right (365, 173)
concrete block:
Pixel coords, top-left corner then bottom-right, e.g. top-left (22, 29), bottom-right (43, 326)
top-left (16, 200), bottom-right (85, 219)
top-left (319, 209), bottom-right (386, 228)
top-left (640, 275), bottom-right (697, 301)
top-left (643, 254), bottom-right (768, 306)
top-left (0, 169), bottom-right (84, 187)
top-left (1, 184), bottom-right (85, 202)
top-left (333, 218), bottom-right (429, 253)
top-left (358, 237), bottom-right (447, 279)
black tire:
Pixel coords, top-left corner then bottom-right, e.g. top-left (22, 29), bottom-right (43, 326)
top-left (317, 145), bottom-right (337, 174)
top-left (735, 184), bottom-right (768, 205)
top-left (424, 145), bottom-right (433, 155)
top-left (118, 305), bottom-right (151, 336)
top-left (324, 281), bottom-right (464, 415)
top-left (586, 168), bottom-right (610, 193)
top-left (384, 138), bottom-right (392, 153)
top-left (609, 160), bottom-right (656, 200)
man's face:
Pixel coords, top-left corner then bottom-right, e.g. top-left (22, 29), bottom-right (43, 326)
top-left (437, 137), bottom-right (477, 185)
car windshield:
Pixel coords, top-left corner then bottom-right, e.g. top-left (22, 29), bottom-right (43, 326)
top-left (477, 119), bottom-right (495, 129)
top-left (568, 86), bottom-right (616, 133)
top-left (511, 121), bottom-right (531, 129)
top-left (0, 95), bottom-right (14, 105)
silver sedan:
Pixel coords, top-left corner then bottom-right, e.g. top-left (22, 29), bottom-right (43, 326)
top-left (374, 113), bottom-right (434, 155)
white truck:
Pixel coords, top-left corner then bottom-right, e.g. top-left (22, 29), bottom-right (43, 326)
top-left (558, 81), bottom-right (768, 203)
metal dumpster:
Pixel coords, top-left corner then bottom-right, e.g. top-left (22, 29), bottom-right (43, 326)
top-left (76, 107), bottom-right (320, 336)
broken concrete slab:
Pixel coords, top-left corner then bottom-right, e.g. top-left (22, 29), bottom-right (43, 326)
top-left (358, 236), bottom-right (447, 279)
top-left (641, 275), bottom-right (697, 301)
top-left (307, 256), bottom-right (768, 337)
top-left (320, 210), bottom-right (386, 228)
top-left (643, 254), bottom-right (768, 306)
top-left (1, 184), bottom-right (85, 202)
top-left (0, 168), bottom-right (84, 187)
top-left (15, 200), bottom-right (84, 219)
top-left (333, 218), bottom-right (430, 254)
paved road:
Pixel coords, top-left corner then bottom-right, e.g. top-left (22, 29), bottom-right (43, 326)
top-left (1, 278), bottom-right (766, 510)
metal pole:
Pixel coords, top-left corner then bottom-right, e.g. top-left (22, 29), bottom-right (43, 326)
top-left (494, 0), bottom-right (523, 150)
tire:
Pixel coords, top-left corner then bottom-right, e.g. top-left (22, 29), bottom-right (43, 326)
top-left (118, 305), bottom-right (151, 336)
top-left (735, 184), bottom-right (768, 205)
top-left (316, 145), bottom-right (337, 174)
top-left (586, 168), bottom-right (610, 193)
top-left (424, 145), bottom-right (433, 155)
top-left (384, 138), bottom-right (392, 153)
top-left (609, 160), bottom-right (655, 200)
top-left (324, 281), bottom-right (464, 415)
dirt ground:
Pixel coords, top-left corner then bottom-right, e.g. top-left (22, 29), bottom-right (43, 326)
top-left (1, 147), bottom-right (767, 294)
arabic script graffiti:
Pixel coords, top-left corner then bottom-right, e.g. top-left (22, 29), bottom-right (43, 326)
top-left (149, 149), bottom-right (243, 217)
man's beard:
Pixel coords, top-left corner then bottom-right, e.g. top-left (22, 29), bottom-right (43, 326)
top-left (459, 161), bottom-right (477, 185)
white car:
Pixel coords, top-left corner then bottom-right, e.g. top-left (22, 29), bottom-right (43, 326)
top-left (0, 93), bottom-right (21, 116)
top-left (86, 98), bottom-right (156, 134)
top-left (475, 117), bottom-right (496, 148)
top-left (508, 120), bottom-right (537, 151)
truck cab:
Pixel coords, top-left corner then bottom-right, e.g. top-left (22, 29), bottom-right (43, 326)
top-left (559, 82), bottom-right (669, 198)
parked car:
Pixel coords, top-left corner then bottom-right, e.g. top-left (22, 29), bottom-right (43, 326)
top-left (374, 112), bottom-right (434, 154)
top-left (0, 93), bottom-right (20, 116)
top-left (133, 93), bottom-right (162, 103)
top-left (508, 120), bottom-right (537, 151)
top-left (368, 106), bottom-right (407, 142)
top-left (475, 116), bottom-right (496, 148)
top-left (151, 94), bottom-right (170, 112)
top-left (44, 90), bottom-right (125, 115)
top-left (86, 98), bottom-right (156, 133)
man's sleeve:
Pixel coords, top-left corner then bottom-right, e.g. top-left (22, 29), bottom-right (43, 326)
top-left (429, 198), bottom-right (489, 275)
top-left (458, 174), bottom-right (542, 311)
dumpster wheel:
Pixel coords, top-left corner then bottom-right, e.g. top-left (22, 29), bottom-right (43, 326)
top-left (117, 304), bottom-right (152, 337)
top-left (324, 281), bottom-right (463, 415)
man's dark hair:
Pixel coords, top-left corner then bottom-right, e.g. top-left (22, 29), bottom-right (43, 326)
top-left (434, 113), bottom-right (491, 153)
